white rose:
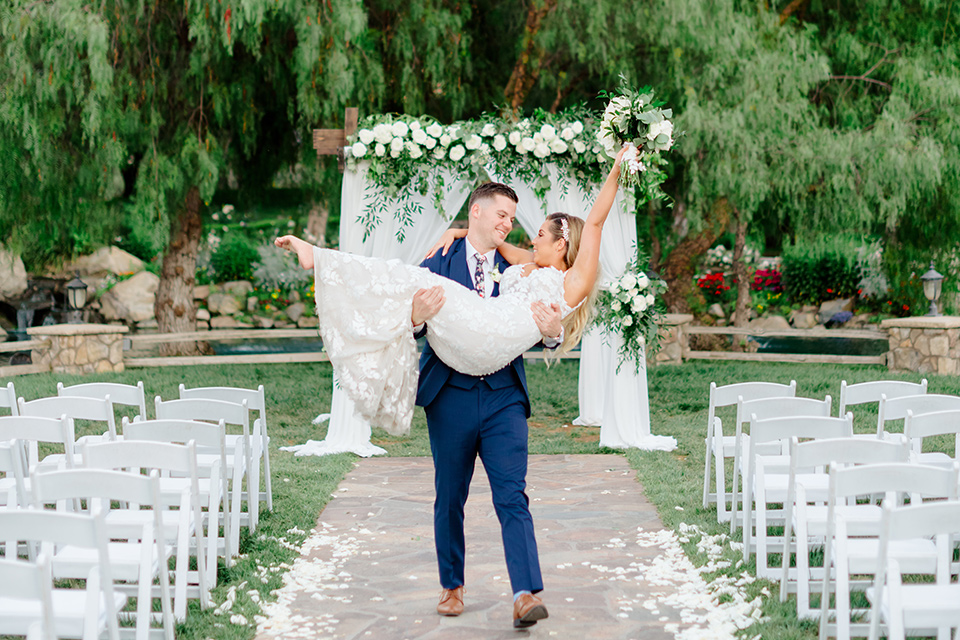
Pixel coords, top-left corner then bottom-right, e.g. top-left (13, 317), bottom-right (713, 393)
top-left (390, 137), bottom-right (404, 153)
top-left (449, 145), bottom-right (466, 161)
top-left (390, 147), bottom-right (401, 158)
top-left (533, 132), bottom-right (544, 144)
top-left (432, 147), bottom-right (445, 160)
top-left (611, 300), bottom-right (622, 312)
top-left (439, 134), bottom-right (452, 147)
top-left (373, 123), bottom-right (393, 144)
top-left (423, 136), bottom-right (437, 150)
top-left (533, 142), bottom-right (550, 158)
top-left (426, 122), bottom-right (443, 138)
top-left (521, 137), bottom-right (536, 152)
top-left (620, 290), bottom-right (632, 303)
top-left (573, 140), bottom-right (587, 154)
top-left (572, 121), bottom-right (584, 134)
top-left (621, 273), bottom-right (637, 290)
top-left (358, 129), bottom-right (374, 145)
top-left (631, 295), bottom-right (648, 313)
top-left (645, 293), bottom-right (655, 306)
top-left (540, 124), bottom-right (557, 141)
top-left (560, 127), bottom-right (575, 141)
top-left (508, 131), bottom-right (522, 146)
top-left (391, 121), bottom-right (409, 137)
top-left (406, 141), bottom-right (423, 159)
top-left (465, 134), bottom-right (482, 150)
top-left (549, 139), bottom-right (568, 154)
top-left (447, 125), bottom-right (461, 139)
top-left (610, 282), bottom-right (621, 294)
top-left (481, 123), bottom-right (497, 137)
top-left (517, 143), bottom-right (529, 155)
top-left (350, 141), bottom-right (368, 158)
top-left (374, 143), bottom-right (386, 157)
top-left (412, 128), bottom-right (428, 144)
top-left (622, 315), bottom-right (634, 327)
top-left (410, 120), bottom-right (421, 130)
top-left (637, 273), bottom-right (650, 289)
top-left (492, 134), bottom-right (507, 151)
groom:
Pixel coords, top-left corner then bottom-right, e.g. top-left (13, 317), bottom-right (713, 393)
top-left (411, 182), bottom-right (562, 629)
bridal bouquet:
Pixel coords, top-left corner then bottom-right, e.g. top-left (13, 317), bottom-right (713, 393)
top-left (593, 261), bottom-right (668, 372)
top-left (597, 81), bottom-right (676, 202)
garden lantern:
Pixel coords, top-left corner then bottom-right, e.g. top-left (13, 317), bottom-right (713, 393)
top-left (920, 262), bottom-right (943, 317)
top-left (66, 271), bottom-right (88, 323)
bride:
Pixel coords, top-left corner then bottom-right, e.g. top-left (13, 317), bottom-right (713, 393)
top-left (275, 148), bottom-right (626, 435)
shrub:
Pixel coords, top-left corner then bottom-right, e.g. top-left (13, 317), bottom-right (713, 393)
top-left (209, 234), bottom-right (260, 282)
top-left (781, 241), bottom-right (861, 305)
top-left (696, 272), bottom-right (733, 304)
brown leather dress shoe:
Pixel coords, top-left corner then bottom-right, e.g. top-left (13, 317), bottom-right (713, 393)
top-left (513, 593), bottom-right (548, 628)
top-left (437, 586), bottom-right (464, 616)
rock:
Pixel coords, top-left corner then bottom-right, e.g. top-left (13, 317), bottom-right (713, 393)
top-left (286, 302), bottom-right (306, 323)
top-left (297, 316), bottom-right (319, 328)
top-left (247, 296), bottom-right (259, 313)
top-left (66, 246), bottom-right (145, 277)
top-left (210, 316), bottom-right (239, 329)
top-left (802, 305), bottom-right (819, 314)
top-left (790, 310), bottom-right (819, 329)
top-left (197, 321), bottom-right (210, 330)
top-left (136, 318), bottom-right (159, 330)
top-left (818, 298), bottom-right (854, 324)
top-left (208, 293), bottom-right (242, 316)
top-left (707, 303), bottom-right (725, 319)
top-left (289, 290), bottom-right (301, 303)
top-left (254, 316), bottom-right (275, 329)
top-left (222, 280), bottom-right (254, 296)
top-left (99, 271), bottom-right (159, 323)
top-left (193, 285), bottom-right (210, 300)
top-left (0, 247), bottom-right (28, 301)
top-left (748, 315), bottom-right (792, 331)
top-left (196, 308), bottom-right (211, 321)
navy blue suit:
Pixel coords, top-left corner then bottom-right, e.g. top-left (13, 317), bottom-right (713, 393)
top-left (416, 237), bottom-right (543, 594)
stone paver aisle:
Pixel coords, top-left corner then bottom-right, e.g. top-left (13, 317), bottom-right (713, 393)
top-left (256, 455), bottom-right (704, 640)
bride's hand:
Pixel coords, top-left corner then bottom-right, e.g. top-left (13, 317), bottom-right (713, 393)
top-left (424, 228), bottom-right (467, 259)
top-left (613, 145), bottom-right (629, 170)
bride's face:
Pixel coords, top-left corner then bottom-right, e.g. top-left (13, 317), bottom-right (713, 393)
top-left (532, 221), bottom-right (565, 268)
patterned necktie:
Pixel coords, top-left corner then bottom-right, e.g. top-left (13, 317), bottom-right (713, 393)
top-left (473, 253), bottom-right (486, 298)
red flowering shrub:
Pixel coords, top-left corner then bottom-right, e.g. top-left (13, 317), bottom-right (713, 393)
top-left (751, 269), bottom-right (784, 294)
top-left (697, 272), bottom-right (732, 303)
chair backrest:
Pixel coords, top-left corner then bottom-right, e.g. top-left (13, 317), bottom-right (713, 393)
top-left (58, 381), bottom-right (147, 422)
top-left (750, 414), bottom-right (854, 451)
top-left (737, 395), bottom-right (832, 433)
top-left (904, 409), bottom-right (960, 457)
top-left (709, 380), bottom-right (796, 427)
top-left (18, 395), bottom-right (117, 440)
top-left (0, 415), bottom-right (75, 470)
top-left (0, 555), bottom-right (56, 639)
top-left (877, 393), bottom-right (960, 436)
top-left (0, 382), bottom-right (18, 416)
top-left (155, 397), bottom-right (248, 429)
top-left (790, 435), bottom-right (911, 472)
top-left (839, 379), bottom-right (928, 416)
top-left (830, 461), bottom-right (960, 503)
top-left (31, 468), bottom-right (162, 511)
top-left (179, 383), bottom-right (265, 422)
top-left (80, 439), bottom-right (198, 478)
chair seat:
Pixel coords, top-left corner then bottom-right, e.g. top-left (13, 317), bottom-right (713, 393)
top-left (846, 538), bottom-right (938, 574)
top-left (758, 471), bottom-right (829, 501)
top-left (794, 504), bottom-right (883, 536)
top-left (867, 583), bottom-right (960, 628)
top-left (106, 509), bottom-right (197, 540)
top-left (53, 541), bottom-right (171, 582)
top-left (916, 451), bottom-right (955, 467)
top-left (0, 589), bottom-right (128, 637)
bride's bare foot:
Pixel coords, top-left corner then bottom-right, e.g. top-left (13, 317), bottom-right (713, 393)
top-left (275, 235), bottom-right (316, 270)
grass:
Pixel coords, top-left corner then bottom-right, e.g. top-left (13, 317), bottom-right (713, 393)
top-left (8, 359), bottom-right (954, 639)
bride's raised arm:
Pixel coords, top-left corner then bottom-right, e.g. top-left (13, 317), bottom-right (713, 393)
top-left (424, 227), bottom-right (533, 265)
top-left (563, 148), bottom-right (625, 306)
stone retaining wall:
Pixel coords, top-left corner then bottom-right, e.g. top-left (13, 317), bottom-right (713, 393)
top-left (881, 316), bottom-right (960, 375)
top-left (650, 314), bottom-right (693, 366)
top-left (27, 323), bottom-right (129, 375)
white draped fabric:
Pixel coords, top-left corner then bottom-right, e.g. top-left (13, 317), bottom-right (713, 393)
top-left (282, 162), bottom-right (472, 457)
top-left (486, 165), bottom-right (674, 452)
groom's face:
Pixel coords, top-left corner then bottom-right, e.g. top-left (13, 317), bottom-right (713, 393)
top-left (470, 195), bottom-right (516, 251)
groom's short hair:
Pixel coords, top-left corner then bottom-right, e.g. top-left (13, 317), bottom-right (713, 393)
top-left (469, 182), bottom-right (518, 211)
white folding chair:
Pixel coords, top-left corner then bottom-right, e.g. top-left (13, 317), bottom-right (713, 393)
top-left (702, 380), bottom-right (797, 522)
top-left (745, 414), bottom-right (854, 576)
top-left (81, 436), bottom-right (216, 608)
top-left (876, 393), bottom-right (960, 439)
top-left (780, 436), bottom-right (911, 618)
top-left (155, 396), bottom-right (255, 548)
top-left (867, 501), bottom-right (960, 640)
top-left (0, 555), bottom-right (56, 640)
top-left (0, 509), bottom-right (126, 640)
top-left (18, 396), bottom-right (117, 462)
top-left (0, 382), bottom-right (18, 416)
top-left (31, 468), bottom-right (175, 640)
top-left (903, 409), bottom-right (960, 468)
top-left (0, 415), bottom-right (76, 474)
top-left (58, 381), bottom-right (148, 423)
top-left (730, 395), bottom-right (832, 534)
top-left (820, 462), bottom-right (960, 640)
top-left (838, 379), bottom-right (927, 421)
top-left (179, 383), bottom-right (273, 514)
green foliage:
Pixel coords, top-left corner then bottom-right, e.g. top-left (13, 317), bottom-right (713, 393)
top-left (781, 240), bottom-right (863, 305)
top-left (209, 235), bottom-right (260, 283)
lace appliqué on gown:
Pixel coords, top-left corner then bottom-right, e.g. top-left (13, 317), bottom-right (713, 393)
top-left (312, 248), bottom-right (568, 436)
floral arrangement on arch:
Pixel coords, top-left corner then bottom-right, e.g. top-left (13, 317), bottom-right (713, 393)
top-left (346, 106), bottom-right (608, 239)
top-left (592, 261), bottom-right (668, 372)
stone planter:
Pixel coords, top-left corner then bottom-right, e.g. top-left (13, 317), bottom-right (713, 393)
top-left (650, 313), bottom-right (693, 366)
top-left (881, 316), bottom-right (960, 375)
top-left (28, 323), bottom-right (129, 374)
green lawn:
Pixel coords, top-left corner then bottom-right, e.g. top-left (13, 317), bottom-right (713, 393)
top-left (9, 359), bottom-right (952, 639)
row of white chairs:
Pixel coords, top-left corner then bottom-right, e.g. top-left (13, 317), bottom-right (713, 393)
top-left (0, 379), bottom-right (278, 639)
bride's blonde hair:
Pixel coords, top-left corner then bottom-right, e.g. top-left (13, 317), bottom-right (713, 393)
top-left (545, 212), bottom-right (600, 356)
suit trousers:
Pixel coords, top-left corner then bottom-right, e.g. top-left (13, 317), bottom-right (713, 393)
top-left (425, 380), bottom-right (543, 594)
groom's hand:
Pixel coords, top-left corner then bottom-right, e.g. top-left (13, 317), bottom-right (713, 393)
top-left (412, 286), bottom-right (445, 326)
top-left (532, 301), bottom-right (562, 342)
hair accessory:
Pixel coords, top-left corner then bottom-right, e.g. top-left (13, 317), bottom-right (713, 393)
top-left (559, 217), bottom-right (569, 243)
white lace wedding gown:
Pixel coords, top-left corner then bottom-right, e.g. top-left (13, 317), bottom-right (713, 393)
top-left (312, 247), bottom-right (572, 435)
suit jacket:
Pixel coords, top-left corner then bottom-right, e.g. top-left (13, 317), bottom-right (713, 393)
top-left (414, 238), bottom-right (530, 416)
